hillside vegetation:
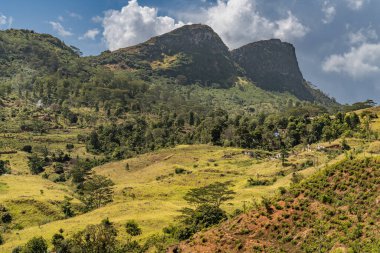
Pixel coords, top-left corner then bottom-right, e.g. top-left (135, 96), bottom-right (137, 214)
top-left (0, 25), bottom-right (377, 253)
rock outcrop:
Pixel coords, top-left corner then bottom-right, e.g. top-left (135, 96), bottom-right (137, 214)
top-left (232, 39), bottom-right (314, 101)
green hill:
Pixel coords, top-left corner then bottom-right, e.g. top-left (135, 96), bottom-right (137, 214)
top-left (174, 155), bottom-right (380, 252)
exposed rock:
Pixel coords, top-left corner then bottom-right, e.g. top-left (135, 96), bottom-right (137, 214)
top-left (232, 39), bottom-right (313, 101)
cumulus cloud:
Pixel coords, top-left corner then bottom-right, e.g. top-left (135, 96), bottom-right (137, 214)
top-left (49, 21), bottom-right (73, 37)
top-left (101, 0), bottom-right (308, 51)
top-left (348, 26), bottom-right (378, 45)
top-left (322, 43), bottom-right (380, 78)
top-left (103, 0), bottom-right (184, 50)
top-left (79, 28), bottom-right (100, 40)
top-left (204, 0), bottom-right (308, 49)
top-left (321, 1), bottom-right (336, 24)
top-left (345, 0), bottom-right (368, 10)
top-left (0, 14), bottom-right (13, 28)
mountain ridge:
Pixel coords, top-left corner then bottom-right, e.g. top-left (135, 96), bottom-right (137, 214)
top-left (96, 24), bottom-right (336, 104)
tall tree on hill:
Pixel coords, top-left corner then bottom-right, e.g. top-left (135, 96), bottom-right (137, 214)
top-left (81, 174), bottom-right (114, 210)
top-left (184, 181), bottom-right (235, 207)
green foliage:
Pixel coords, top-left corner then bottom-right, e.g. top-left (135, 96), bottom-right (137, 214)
top-left (68, 218), bottom-right (118, 253)
top-left (22, 237), bottom-right (48, 253)
top-left (27, 154), bottom-right (45, 175)
top-left (184, 181), bottom-right (236, 207)
top-left (80, 174), bottom-right (114, 210)
top-left (0, 160), bottom-right (10, 175)
top-left (61, 196), bottom-right (74, 218)
top-left (125, 220), bottom-right (142, 236)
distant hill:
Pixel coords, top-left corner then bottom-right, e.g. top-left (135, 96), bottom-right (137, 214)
top-left (173, 157), bottom-right (380, 252)
top-left (0, 29), bottom-right (79, 78)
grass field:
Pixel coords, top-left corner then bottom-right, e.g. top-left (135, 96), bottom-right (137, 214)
top-left (0, 141), bottom-right (352, 251)
top-left (0, 107), bottom-right (379, 251)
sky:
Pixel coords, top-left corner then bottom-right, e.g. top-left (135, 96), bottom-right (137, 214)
top-left (0, 0), bottom-right (379, 104)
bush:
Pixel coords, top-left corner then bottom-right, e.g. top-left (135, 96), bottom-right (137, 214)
top-left (0, 160), bottom-right (10, 175)
top-left (125, 220), bottom-right (142, 236)
top-left (66, 143), bottom-right (74, 150)
top-left (174, 168), bottom-right (187, 174)
top-left (12, 246), bottom-right (23, 253)
top-left (27, 154), bottom-right (45, 175)
top-left (21, 145), bottom-right (33, 153)
top-left (1, 212), bottom-right (12, 223)
top-left (23, 237), bottom-right (48, 253)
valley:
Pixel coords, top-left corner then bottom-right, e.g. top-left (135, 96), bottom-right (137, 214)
top-left (0, 23), bottom-right (378, 252)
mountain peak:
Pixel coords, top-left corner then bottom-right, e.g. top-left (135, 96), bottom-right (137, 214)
top-left (108, 24), bottom-right (237, 87)
top-left (232, 39), bottom-right (313, 101)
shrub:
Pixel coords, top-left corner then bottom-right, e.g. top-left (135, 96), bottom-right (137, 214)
top-left (23, 237), bottom-right (48, 253)
top-left (66, 143), bottom-right (74, 150)
top-left (21, 145), bottom-right (33, 153)
top-left (125, 220), bottom-right (142, 236)
top-left (27, 154), bottom-right (45, 175)
top-left (0, 160), bottom-right (10, 175)
top-left (1, 212), bottom-right (12, 223)
top-left (175, 168), bottom-right (187, 174)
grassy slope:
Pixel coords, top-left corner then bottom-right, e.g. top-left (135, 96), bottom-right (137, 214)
top-left (0, 141), bottom-right (345, 251)
top-left (175, 156), bottom-right (380, 253)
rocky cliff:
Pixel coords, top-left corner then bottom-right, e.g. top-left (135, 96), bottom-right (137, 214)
top-left (232, 39), bottom-right (314, 101)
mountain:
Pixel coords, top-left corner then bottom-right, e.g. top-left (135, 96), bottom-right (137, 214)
top-left (0, 25), bottom-right (337, 111)
top-left (96, 25), bottom-right (336, 104)
top-left (0, 29), bottom-right (79, 79)
top-left (96, 24), bottom-right (237, 88)
top-left (232, 39), bottom-right (313, 101)
top-left (172, 157), bottom-right (380, 252)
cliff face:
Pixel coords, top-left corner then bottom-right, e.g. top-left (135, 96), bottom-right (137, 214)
top-left (232, 39), bottom-right (314, 101)
top-left (110, 24), bottom-right (237, 87)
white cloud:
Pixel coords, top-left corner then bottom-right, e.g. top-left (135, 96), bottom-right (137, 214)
top-left (103, 0), bottom-right (184, 51)
top-left (345, 0), bottom-right (368, 10)
top-left (321, 1), bottom-right (336, 24)
top-left (49, 21), bottom-right (73, 37)
top-left (68, 11), bottom-right (82, 20)
top-left (0, 14), bottom-right (13, 28)
top-left (79, 28), bottom-right (100, 40)
top-left (322, 43), bottom-right (380, 78)
top-left (204, 0), bottom-right (308, 49)
top-left (92, 16), bottom-right (103, 23)
top-left (348, 26), bottom-right (378, 45)
top-left (101, 0), bottom-right (308, 51)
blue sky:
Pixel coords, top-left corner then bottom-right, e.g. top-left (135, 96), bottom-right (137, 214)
top-left (0, 0), bottom-right (379, 104)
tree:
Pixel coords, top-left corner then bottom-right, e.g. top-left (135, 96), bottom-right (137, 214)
top-left (184, 181), bottom-right (235, 207)
top-left (61, 196), bottom-right (74, 218)
top-left (27, 154), bottom-right (45, 175)
top-left (87, 131), bottom-right (101, 151)
top-left (81, 174), bottom-right (114, 210)
top-left (51, 232), bottom-right (69, 253)
top-left (125, 220), bottom-right (142, 236)
top-left (23, 237), bottom-right (48, 253)
top-left (280, 147), bottom-right (289, 166)
top-left (181, 204), bottom-right (227, 230)
top-left (68, 219), bottom-right (118, 253)
top-left (0, 160), bottom-right (10, 175)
